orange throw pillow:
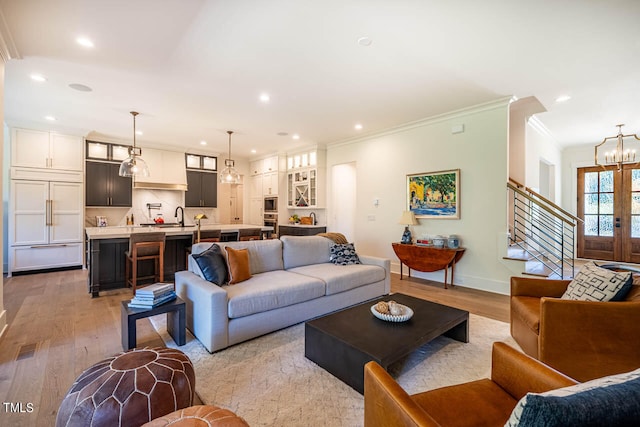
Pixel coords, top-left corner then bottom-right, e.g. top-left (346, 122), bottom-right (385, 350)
top-left (225, 247), bottom-right (251, 284)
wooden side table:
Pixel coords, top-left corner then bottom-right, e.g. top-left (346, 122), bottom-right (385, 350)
top-left (121, 296), bottom-right (186, 350)
top-left (391, 243), bottom-right (465, 289)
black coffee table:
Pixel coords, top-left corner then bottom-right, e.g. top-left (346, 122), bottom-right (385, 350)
top-left (304, 293), bottom-right (469, 394)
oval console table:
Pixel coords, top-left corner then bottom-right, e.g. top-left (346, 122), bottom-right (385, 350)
top-left (391, 243), bottom-right (465, 289)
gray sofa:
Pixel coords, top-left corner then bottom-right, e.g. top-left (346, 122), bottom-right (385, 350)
top-left (175, 235), bottom-right (390, 353)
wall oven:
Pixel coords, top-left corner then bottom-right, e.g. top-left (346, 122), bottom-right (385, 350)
top-left (264, 213), bottom-right (278, 233)
top-left (264, 196), bottom-right (278, 213)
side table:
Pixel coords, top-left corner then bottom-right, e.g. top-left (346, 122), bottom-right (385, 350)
top-left (391, 243), bottom-right (465, 289)
top-left (121, 296), bottom-right (186, 350)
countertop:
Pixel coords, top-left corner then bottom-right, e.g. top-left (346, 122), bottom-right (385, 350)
top-left (86, 224), bottom-right (273, 239)
top-left (280, 224), bottom-right (325, 228)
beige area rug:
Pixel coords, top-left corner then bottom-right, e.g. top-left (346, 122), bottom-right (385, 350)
top-left (150, 313), bottom-right (517, 427)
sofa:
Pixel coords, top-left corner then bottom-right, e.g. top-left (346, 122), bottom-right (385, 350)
top-left (175, 235), bottom-right (390, 353)
top-left (510, 275), bottom-right (640, 382)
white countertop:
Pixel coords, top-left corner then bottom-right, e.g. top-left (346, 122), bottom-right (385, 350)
top-left (86, 224), bottom-right (273, 240)
top-left (280, 224), bottom-right (326, 228)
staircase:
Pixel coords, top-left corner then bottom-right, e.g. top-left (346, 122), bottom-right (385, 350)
top-left (506, 179), bottom-right (580, 279)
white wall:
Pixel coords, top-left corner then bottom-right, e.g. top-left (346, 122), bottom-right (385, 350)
top-left (327, 99), bottom-right (513, 294)
top-left (0, 57), bottom-right (6, 338)
top-left (561, 144), bottom-right (594, 218)
top-left (525, 117), bottom-right (563, 203)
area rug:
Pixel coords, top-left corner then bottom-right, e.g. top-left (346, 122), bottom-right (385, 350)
top-left (150, 313), bottom-right (516, 427)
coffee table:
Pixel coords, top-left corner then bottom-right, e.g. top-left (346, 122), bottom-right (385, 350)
top-left (304, 293), bottom-right (469, 394)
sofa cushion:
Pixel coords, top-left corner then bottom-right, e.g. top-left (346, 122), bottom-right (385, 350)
top-left (192, 244), bottom-right (228, 285)
top-left (218, 239), bottom-right (284, 274)
top-left (288, 263), bottom-right (385, 295)
top-left (510, 296), bottom-right (540, 334)
top-left (224, 271), bottom-right (325, 318)
top-left (225, 247), bottom-right (252, 284)
top-left (506, 367), bottom-right (640, 426)
top-left (281, 236), bottom-right (331, 269)
top-left (329, 243), bottom-right (361, 265)
top-left (562, 262), bottom-right (632, 302)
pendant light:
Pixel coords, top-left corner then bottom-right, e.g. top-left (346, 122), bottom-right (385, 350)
top-left (219, 130), bottom-right (240, 184)
top-left (119, 111), bottom-right (150, 177)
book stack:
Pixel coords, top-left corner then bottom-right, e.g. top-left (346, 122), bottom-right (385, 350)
top-left (128, 283), bottom-right (176, 309)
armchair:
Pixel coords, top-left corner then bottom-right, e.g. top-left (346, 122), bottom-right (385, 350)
top-left (510, 275), bottom-right (640, 382)
top-left (364, 342), bottom-right (576, 427)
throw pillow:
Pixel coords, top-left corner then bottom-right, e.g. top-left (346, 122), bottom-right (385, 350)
top-left (191, 244), bottom-right (228, 285)
top-left (561, 261), bottom-right (632, 302)
top-left (329, 243), bottom-right (361, 265)
top-left (505, 367), bottom-right (640, 427)
top-left (225, 246), bottom-right (252, 284)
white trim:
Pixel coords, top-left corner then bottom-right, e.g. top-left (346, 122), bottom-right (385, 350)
top-left (0, 9), bottom-right (20, 61)
top-left (327, 96), bottom-right (513, 149)
top-left (0, 310), bottom-right (7, 340)
top-left (528, 116), bottom-right (562, 150)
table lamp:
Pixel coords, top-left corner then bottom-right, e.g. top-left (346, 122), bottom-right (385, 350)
top-left (194, 214), bottom-right (208, 243)
top-left (398, 210), bottom-right (418, 244)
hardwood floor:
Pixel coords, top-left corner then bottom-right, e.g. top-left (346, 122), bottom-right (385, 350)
top-left (0, 269), bottom-right (509, 426)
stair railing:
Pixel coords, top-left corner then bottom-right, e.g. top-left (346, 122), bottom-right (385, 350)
top-left (507, 179), bottom-right (580, 279)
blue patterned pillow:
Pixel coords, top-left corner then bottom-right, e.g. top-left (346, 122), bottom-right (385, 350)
top-left (329, 243), bottom-right (361, 265)
top-left (506, 368), bottom-right (640, 426)
top-left (561, 261), bottom-right (632, 302)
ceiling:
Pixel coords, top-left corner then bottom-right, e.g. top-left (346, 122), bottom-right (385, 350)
top-left (2, 0), bottom-right (640, 159)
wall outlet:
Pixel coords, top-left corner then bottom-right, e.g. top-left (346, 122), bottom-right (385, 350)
top-left (367, 215), bottom-right (376, 221)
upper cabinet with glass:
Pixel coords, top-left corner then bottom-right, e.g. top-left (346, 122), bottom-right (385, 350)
top-left (86, 140), bottom-right (130, 162)
top-left (286, 148), bottom-right (325, 208)
top-left (185, 153), bottom-right (217, 171)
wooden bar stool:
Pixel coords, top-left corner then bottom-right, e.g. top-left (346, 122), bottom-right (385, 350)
top-left (125, 232), bottom-right (166, 294)
top-left (238, 228), bottom-right (262, 241)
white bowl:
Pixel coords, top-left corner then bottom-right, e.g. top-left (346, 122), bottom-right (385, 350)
top-left (371, 304), bottom-right (414, 322)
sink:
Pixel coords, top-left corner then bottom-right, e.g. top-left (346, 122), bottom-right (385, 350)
top-left (139, 223), bottom-right (195, 228)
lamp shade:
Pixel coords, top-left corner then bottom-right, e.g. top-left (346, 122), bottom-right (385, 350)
top-left (398, 210), bottom-right (418, 225)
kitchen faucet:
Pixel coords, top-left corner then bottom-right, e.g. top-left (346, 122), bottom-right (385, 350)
top-left (309, 212), bottom-right (317, 225)
top-left (174, 206), bottom-right (185, 227)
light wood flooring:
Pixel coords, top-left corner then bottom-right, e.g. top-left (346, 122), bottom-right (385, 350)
top-left (0, 269), bottom-right (508, 426)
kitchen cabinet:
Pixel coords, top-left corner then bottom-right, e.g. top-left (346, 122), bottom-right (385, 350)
top-left (263, 171), bottom-right (278, 196)
top-left (185, 170), bottom-right (217, 207)
top-left (250, 174), bottom-right (263, 196)
top-left (249, 197), bottom-right (263, 226)
top-left (186, 153), bottom-right (217, 171)
top-left (230, 184), bottom-right (243, 223)
top-left (9, 170), bottom-right (83, 275)
top-left (86, 140), bottom-right (130, 161)
top-left (11, 128), bottom-right (83, 171)
top-left (85, 161), bottom-right (132, 207)
top-left (288, 168), bottom-right (319, 208)
top-left (250, 159), bottom-right (264, 176)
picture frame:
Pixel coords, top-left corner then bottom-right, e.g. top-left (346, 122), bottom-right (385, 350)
top-left (407, 169), bottom-right (460, 219)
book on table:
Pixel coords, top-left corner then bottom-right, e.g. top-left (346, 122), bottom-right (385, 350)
top-left (128, 291), bottom-right (177, 309)
top-left (135, 283), bottom-right (174, 296)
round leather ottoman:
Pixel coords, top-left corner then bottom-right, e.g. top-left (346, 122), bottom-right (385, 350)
top-left (142, 405), bottom-right (250, 426)
top-left (56, 347), bottom-right (195, 427)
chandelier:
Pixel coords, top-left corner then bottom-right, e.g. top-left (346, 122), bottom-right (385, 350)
top-left (118, 111), bottom-right (150, 177)
top-left (219, 130), bottom-right (240, 184)
top-left (594, 124), bottom-right (640, 171)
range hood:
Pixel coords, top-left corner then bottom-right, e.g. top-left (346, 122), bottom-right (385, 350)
top-left (132, 147), bottom-right (188, 191)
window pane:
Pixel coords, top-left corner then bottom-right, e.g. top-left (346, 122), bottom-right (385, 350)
top-left (584, 194), bottom-right (599, 214)
top-left (599, 215), bottom-right (614, 237)
top-left (633, 170), bottom-right (640, 192)
top-left (632, 194), bottom-right (640, 215)
top-left (632, 216), bottom-right (640, 238)
top-left (599, 193), bottom-right (614, 214)
top-left (584, 215), bottom-right (598, 236)
top-left (585, 172), bottom-right (598, 193)
top-left (600, 171), bottom-right (614, 192)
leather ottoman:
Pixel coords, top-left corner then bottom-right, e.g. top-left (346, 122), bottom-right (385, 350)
top-left (56, 347), bottom-right (195, 427)
top-left (142, 405), bottom-right (250, 426)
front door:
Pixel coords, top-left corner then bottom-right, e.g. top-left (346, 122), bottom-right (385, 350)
top-left (577, 165), bottom-right (640, 262)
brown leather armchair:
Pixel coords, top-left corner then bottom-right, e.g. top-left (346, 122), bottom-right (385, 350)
top-left (510, 276), bottom-right (640, 382)
top-left (364, 342), bottom-right (576, 427)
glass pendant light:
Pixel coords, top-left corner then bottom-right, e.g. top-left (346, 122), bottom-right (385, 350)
top-left (219, 130), bottom-right (241, 184)
top-left (119, 111), bottom-right (150, 177)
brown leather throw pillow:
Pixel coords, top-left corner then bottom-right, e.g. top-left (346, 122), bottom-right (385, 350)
top-left (225, 246), bottom-right (251, 284)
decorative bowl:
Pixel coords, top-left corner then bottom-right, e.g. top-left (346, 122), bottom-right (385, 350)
top-left (371, 303), bottom-right (414, 322)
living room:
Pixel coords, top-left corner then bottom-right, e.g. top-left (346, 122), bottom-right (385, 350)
top-left (1, 1), bottom-right (640, 426)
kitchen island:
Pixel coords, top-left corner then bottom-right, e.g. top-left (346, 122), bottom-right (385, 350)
top-left (86, 224), bottom-right (273, 297)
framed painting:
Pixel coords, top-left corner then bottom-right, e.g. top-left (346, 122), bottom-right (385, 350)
top-left (407, 169), bottom-right (460, 219)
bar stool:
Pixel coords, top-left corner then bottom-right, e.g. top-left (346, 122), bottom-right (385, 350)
top-left (125, 232), bottom-right (166, 294)
top-left (220, 231), bottom-right (240, 242)
top-left (238, 228), bottom-right (262, 241)
top-left (186, 230), bottom-right (222, 265)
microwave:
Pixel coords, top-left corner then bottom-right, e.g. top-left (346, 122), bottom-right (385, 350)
top-left (264, 196), bottom-right (278, 213)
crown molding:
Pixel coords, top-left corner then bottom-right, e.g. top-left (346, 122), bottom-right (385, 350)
top-left (0, 8), bottom-right (20, 61)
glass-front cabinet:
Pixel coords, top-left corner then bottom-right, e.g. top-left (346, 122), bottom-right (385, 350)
top-left (286, 148), bottom-right (324, 208)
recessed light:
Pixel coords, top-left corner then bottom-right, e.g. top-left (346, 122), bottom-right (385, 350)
top-left (251, 149), bottom-right (257, 154)
top-left (30, 74), bottom-right (47, 82)
top-left (292, 134), bottom-right (300, 140)
top-left (354, 123), bottom-right (363, 130)
top-left (135, 130), bottom-right (143, 136)
top-left (45, 116), bottom-right (56, 121)
top-left (357, 36), bottom-right (372, 47)
top-left (259, 93), bottom-right (270, 102)
top-left (76, 36), bottom-right (94, 48)
top-left (555, 95), bottom-right (571, 103)
top-left (200, 140), bottom-right (207, 146)
top-left (69, 83), bottom-right (93, 92)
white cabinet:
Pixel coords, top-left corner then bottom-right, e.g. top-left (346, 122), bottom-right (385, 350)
top-left (230, 184), bottom-right (243, 224)
top-left (250, 159), bottom-right (264, 176)
top-left (263, 172), bottom-right (278, 196)
top-left (250, 174), bottom-right (263, 196)
top-left (262, 156), bottom-right (279, 173)
top-left (9, 171), bottom-right (84, 274)
top-left (249, 197), bottom-right (263, 225)
top-left (11, 128), bottom-right (83, 171)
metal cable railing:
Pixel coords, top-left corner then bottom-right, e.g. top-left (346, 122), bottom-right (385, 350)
top-left (507, 180), bottom-right (579, 279)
